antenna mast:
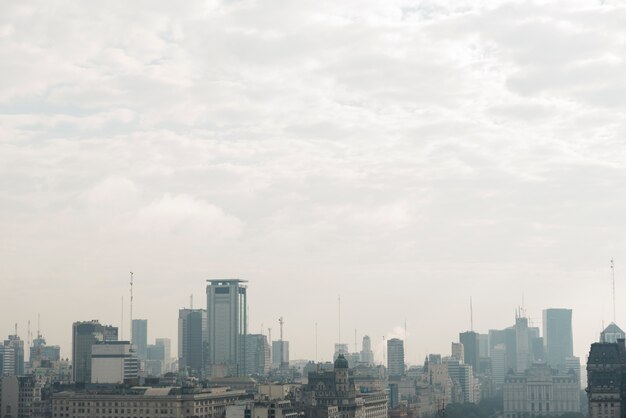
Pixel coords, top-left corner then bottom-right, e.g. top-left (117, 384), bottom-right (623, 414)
top-left (121, 296), bottom-right (124, 340)
top-left (338, 295), bottom-right (341, 343)
top-left (470, 297), bottom-right (474, 332)
top-left (612, 259), bottom-right (616, 323)
top-left (315, 322), bottom-right (318, 362)
top-left (279, 317), bottom-right (284, 341)
top-left (37, 313), bottom-right (41, 339)
top-left (190, 294), bottom-right (193, 309)
top-left (130, 272), bottom-right (134, 340)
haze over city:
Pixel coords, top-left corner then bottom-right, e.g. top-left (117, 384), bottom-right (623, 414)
top-left (3, 0), bottom-right (626, 399)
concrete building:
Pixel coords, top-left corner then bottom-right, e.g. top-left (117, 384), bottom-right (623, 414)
top-left (387, 339), bottom-right (405, 379)
top-left (272, 340), bottom-right (289, 370)
top-left (155, 338), bottom-right (172, 372)
top-left (459, 331), bottom-right (479, 372)
top-left (478, 334), bottom-right (489, 358)
top-left (146, 343), bottom-right (165, 377)
top-left (245, 334), bottom-right (270, 375)
top-left (0, 375), bottom-right (40, 418)
top-left (206, 279), bottom-right (248, 377)
top-left (503, 362), bottom-right (579, 418)
top-left (178, 308), bottom-right (207, 376)
top-left (491, 344), bottom-right (506, 391)
top-left (515, 315), bottom-right (531, 373)
top-left (302, 355), bottom-right (387, 418)
top-left (587, 339), bottom-right (624, 418)
top-left (360, 335), bottom-right (374, 365)
top-left (131, 319), bottom-right (148, 360)
top-left (564, 356), bottom-right (580, 384)
top-left (451, 342), bottom-right (464, 363)
top-left (51, 386), bottom-right (251, 418)
top-left (72, 321), bottom-right (118, 384)
top-left (0, 335), bottom-right (24, 377)
top-left (91, 341), bottom-right (139, 384)
top-left (226, 400), bottom-right (300, 418)
top-left (543, 308), bottom-right (573, 372)
top-left (333, 343), bottom-right (349, 360)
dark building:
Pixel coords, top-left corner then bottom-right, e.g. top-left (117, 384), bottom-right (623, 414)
top-left (459, 331), bottom-right (480, 372)
top-left (586, 339), bottom-right (625, 418)
top-left (178, 308), bottom-right (206, 376)
top-left (72, 321), bottom-right (118, 383)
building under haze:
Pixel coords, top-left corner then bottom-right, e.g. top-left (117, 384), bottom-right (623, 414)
top-left (272, 340), bottom-right (289, 370)
top-left (459, 331), bottom-right (479, 372)
top-left (177, 308), bottom-right (206, 376)
top-left (91, 341), bottom-right (139, 384)
top-left (72, 321), bottom-right (118, 383)
top-left (587, 339), bottom-right (624, 418)
top-left (206, 279), bottom-right (248, 377)
top-left (600, 322), bottom-right (625, 343)
top-left (131, 319), bottom-right (148, 360)
top-left (0, 335), bottom-right (24, 377)
top-left (543, 308), bottom-right (573, 372)
top-left (387, 338), bottom-right (405, 380)
top-left (245, 334), bottom-right (270, 375)
top-left (360, 335), bottom-right (374, 365)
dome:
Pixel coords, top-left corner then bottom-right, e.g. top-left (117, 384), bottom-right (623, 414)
top-left (334, 354), bottom-right (349, 369)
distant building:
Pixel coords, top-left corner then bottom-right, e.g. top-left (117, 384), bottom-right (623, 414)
top-left (225, 400), bottom-right (301, 418)
top-left (131, 319), bottom-right (148, 360)
top-left (245, 334), bottom-right (270, 375)
top-left (0, 335), bottom-right (24, 377)
top-left (587, 339), bottom-right (624, 418)
top-left (51, 386), bottom-right (251, 418)
top-left (146, 343), bottom-right (166, 376)
top-left (515, 315), bottom-right (531, 373)
top-left (272, 340), bottom-right (289, 370)
top-left (177, 308), bottom-right (206, 376)
top-left (206, 279), bottom-right (248, 377)
top-left (155, 338), bottom-right (172, 372)
top-left (333, 343), bottom-right (349, 360)
top-left (459, 331), bottom-right (479, 372)
top-left (91, 341), bottom-right (139, 384)
top-left (302, 354), bottom-right (387, 418)
top-left (601, 322), bottom-right (625, 343)
top-left (478, 334), bottom-right (489, 358)
top-left (72, 321), bottom-right (118, 383)
top-left (428, 354), bottom-right (442, 364)
top-left (360, 335), bottom-right (374, 365)
top-left (0, 375), bottom-right (48, 418)
top-left (543, 308), bottom-right (573, 372)
top-left (503, 362), bottom-right (579, 417)
top-left (29, 334), bottom-right (60, 368)
top-left (387, 339), bottom-right (405, 379)
top-left (491, 344), bottom-right (506, 390)
top-left (451, 342), bottom-right (464, 363)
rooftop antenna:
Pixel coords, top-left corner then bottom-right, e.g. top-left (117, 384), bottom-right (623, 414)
top-left (470, 297), bottom-right (474, 332)
top-left (130, 272), bottom-right (134, 340)
top-left (279, 317), bottom-right (284, 341)
top-left (14, 322), bottom-right (17, 337)
top-left (190, 294), bottom-right (193, 309)
top-left (611, 259), bottom-right (616, 323)
top-left (383, 336), bottom-right (386, 365)
top-left (338, 295), bottom-right (341, 343)
top-left (37, 313), bottom-right (41, 339)
top-left (355, 328), bottom-right (357, 353)
top-left (27, 320), bottom-right (31, 347)
top-left (268, 328), bottom-right (272, 345)
top-left (121, 296), bottom-right (124, 340)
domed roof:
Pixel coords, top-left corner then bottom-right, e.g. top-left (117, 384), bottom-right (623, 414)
top-left (334, 354), bottom-right (349, 369)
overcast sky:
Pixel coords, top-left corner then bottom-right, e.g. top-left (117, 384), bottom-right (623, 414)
top-left (2, 0), bottom-right (626, 367)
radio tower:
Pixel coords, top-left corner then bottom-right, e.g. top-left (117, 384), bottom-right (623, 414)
top-left (130, 272), bottom-right (134, 341)
top-left (611, 259), bottom-right (616, 323)
top-left (279, 316), bottom-right (284, 341)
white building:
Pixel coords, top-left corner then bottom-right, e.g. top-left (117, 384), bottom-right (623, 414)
top-left (91, 341), bottom-right (139, 384)
top-left (451, 342), bottom-right (464, 363)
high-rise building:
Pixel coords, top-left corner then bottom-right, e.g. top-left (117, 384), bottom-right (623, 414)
top-left (272, 340), bottom-right (289, 370)
top-left (515, 315), bottom-right (531, 372)
top-left (131, 319), bottom-right (148, 360)
top-left (1, 335), bottom-right (24, 376)
top-left (542, 308), bottom-right (573, 372)
top-left (155, 338), bottom-right (172, 372)
top-left (91, 341), bottom-right (139, 384)
top-left (587, 340), bottom-right (624, 417)
top-left (491, 344), bottom-right (506, 390)
top-left (360, 335), bottom-right (374, 365)
top-left (177, 308), bottom-right (206, 376)
top-left (334, 343), bottom-right (349, 361)
top-left (245, 334), bottom-right (270, 375)
top-left (72, 321), bottom-right (118, 383)
top-left (451, 342), bottom-right (464, 363)
top-left (600, 322), bottom-right (624, 343)
top-left (206, 279), bottom-right (248, 377)
top-left (459, 331), bottom-right (479, 371)
top-left (387, 338), bottom-right (404, 379)
top-left (478, 334), bottom-right (489, 358)
top-left (146, 344), bottom-right (165, 377)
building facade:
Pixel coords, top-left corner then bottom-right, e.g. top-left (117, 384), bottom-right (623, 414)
top-left (178, 309), bottom-right (207, 376)
top-left (245, 334), bottom-right (270, 375)
top-left (586, 340), bottom-right (625, 418)
top-left (131, 319), bottom-right (148, 361)
top-left (387, 339), bottom-right (405, 380)
top-left (72, 321), bottom-right (118, 384)
top-left (91, 341), bottom-right (139, 384)
top-left (360, 336), bottom-right (374, 365)
top-left (206, 279), bottom-right (248, 377)
top-left (459, 331), bottom-right (479, 372)
top-left (272, 340), bottom-right (289, 370)
top-left (543, 308), bottom-right (573, 372)
top-left (503, 362), bottom-right (579, 418)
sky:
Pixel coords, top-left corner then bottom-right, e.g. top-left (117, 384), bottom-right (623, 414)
top-left (2, 0), bottom-right (626, 368)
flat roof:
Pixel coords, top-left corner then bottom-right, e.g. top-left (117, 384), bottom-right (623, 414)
top-left (206, 278), bottom-right (248, 284)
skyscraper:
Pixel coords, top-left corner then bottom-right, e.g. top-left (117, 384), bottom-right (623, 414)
top-left (387, 338), bottom-right (405, 379)
top-left (459, 331), bottom-right (479, 371)
top-left (206, 279), bottom-right (248, 377)
top-left (177, 308), bottom-right (206, 376)
top-left (360, 335), bottom-right (374, 365)
top-left (72, 321), bottom-right (118, 383)
top-left (272, 340), bottom-right (289, 369)
top-left (131, 319), bottom-right (148, 360)
top-left (245, 334), bottom-right (270, 375)
top-left (543, 308), bottom-right (573, 371)
top-left (515, 315), bottom-right (531, 372)
top-left (1, 334), bottom-right (24, 376)
top-left (451, 342), bottom-right (465, 363)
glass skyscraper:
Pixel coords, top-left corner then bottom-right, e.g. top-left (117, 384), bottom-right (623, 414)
top-left (543, 308), bottom-right (573, 371)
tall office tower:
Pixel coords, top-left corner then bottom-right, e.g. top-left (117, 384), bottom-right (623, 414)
top-left (146, 344), bottom-right (165, 376)
top-left (272, 340), bottom-right (290, 369)
top-left (91, 341), bottom-right (139, 384)
top-left (601, 323), bottom-right (625, 343)
top-left (131, 319), bottom-right (148, 360)
top-left (206, 279), bottom-right (248, 377)
top-left (178, 308), bottom-right (207, 376)
top-left (491, 344), bottom-right (506, 390)
top-left (459, 331), bottom-right (479, 371)
top-left (531, 337), bottom-right (545, 362)
top-left (72, 321), bottom-right (118, 383)
top-left (155, 338), bottom-right (172, 371)
top-left (451, 342), bottom-right (465, 363)
top-left (1, 335), bottom-right (24, 376)
top-left (478, 334), bottom-right (489, 358)
top-left (387, 338), bottom-right (405, 379)
top-left (245, 334), bottom-right (270, 375)
top-left (587, 341), bottom-right (623, 418)
top-left (504, 327), bottom-right (518, 372)
top-left (515, 315), bottom-right (531, 372)
top-left (360, 335), bottom-right (374, 365)
top-left (543, 308), bottom-right (573, 371)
